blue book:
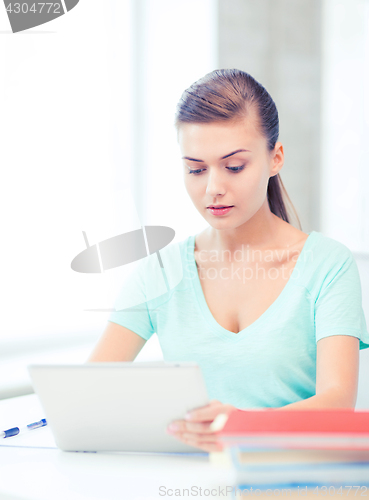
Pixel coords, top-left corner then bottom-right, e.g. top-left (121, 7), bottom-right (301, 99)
top-left (228, 447), bottom-right (369, 489)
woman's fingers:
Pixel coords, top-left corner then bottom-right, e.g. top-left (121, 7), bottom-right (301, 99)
top-left (185, 401), bottom-right (235, 423)
top-left (166, 400), bottom-right (236, 452)
top-left (170, 431), bottom-right (224, 453)
top-left (167, 419), bottom-right (213, 434)
top-left (179, 430), bottom-right (219, 442)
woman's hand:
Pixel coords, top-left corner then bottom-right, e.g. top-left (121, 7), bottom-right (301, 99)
top-left (166, 399), bottom-right (236, 452)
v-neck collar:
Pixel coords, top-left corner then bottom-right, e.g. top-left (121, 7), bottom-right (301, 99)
top-left (187, 231), bottom-right (318, 342)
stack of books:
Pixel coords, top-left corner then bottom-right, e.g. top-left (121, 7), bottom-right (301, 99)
top-left (210, 409), bottom-right (369, 491)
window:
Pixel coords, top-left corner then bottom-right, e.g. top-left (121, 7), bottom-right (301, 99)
top-left (321, 0), bottom-right (369, 252)
top-left (0, 0), bottom-right (217, 368)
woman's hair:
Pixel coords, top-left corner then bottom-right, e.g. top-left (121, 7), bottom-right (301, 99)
top-left (174, 68), bottom-right (302, 230)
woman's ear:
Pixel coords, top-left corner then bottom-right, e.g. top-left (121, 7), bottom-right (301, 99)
top-left (269, 141), bottom-right (284, 177)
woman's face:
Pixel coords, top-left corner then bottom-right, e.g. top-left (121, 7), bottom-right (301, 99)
top-left (178, 116), bottom-right (283, 232)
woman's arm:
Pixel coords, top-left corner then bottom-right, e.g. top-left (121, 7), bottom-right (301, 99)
top-left (86, 321), bottom-right (147, 362)
top-left (166, 335), bottom-right (360, 451)
top-left (275, 334), bottom-right (359, 410)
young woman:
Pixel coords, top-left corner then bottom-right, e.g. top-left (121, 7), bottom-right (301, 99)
top-left (88, 69), bottom-right (369, 452)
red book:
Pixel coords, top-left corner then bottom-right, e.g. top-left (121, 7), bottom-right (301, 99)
top-left (215, 409), bottom-right (369, 450)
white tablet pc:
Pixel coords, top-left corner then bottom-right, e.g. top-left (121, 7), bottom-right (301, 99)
top-left (28, 362), bottom-right (209, 453)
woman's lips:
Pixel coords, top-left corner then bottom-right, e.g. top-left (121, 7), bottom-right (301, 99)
top-left (207, 206), bottom-right (234, 216)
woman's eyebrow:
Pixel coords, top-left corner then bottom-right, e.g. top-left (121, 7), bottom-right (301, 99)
top-left (182, 149), bottom-right (251, 162)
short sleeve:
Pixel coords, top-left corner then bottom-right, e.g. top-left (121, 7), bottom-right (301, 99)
top-left (108, 304), bottom-right (155, 341)
top-left (108, 259), bottom-right (156, 341)
top-left (315, 253), bottom-right (369, 350)
top-left (108, 241), bottom-right (184, 341)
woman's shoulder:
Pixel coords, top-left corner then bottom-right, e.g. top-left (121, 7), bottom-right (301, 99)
top-left (297, 229), bottom-right (359, 298)
top-left (307, 230), bottom-right (355, 264)
top-left (279, 220), bottom-right (353, 261)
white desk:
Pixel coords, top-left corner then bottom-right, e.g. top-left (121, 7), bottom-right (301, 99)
top-left (0, 394), bottom-right (236, 500)
top-left (1, 396), bottom-right (368, 500)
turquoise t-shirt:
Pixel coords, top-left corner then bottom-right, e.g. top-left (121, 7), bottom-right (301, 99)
top-left (108, 230), bottom-right (369, 409)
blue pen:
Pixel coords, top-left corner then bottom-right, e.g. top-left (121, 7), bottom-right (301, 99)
top-left (0, 418), bottom-right (47, 438)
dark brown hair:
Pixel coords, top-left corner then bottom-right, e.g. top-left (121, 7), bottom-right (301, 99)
top-left (174, 68), bottom-right (302, 230)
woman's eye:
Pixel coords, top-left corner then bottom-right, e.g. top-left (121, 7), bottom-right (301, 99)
top-left (226, 165), bottom-right (245, 172)
top-left (188, 169), bottom-right (205, 175)
top-left (187, 165), bottom-right (245, 175)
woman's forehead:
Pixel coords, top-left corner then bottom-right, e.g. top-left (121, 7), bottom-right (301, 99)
top-left (178, 119), bottom-right (263, 157)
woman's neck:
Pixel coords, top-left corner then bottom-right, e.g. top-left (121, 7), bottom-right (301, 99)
top-left (206, 213), bottom-right (283, 254)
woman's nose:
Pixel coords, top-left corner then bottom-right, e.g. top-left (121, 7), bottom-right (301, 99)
top-left (206, 169), bottom-right (226, 197)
